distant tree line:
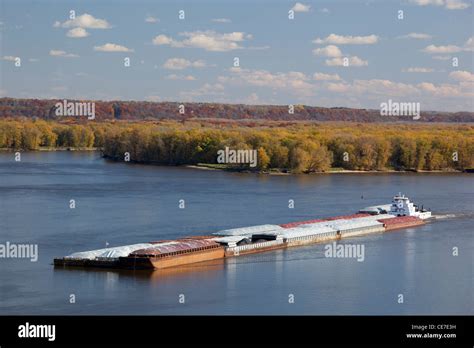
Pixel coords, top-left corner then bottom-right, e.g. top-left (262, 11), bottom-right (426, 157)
top-left (1, 97), bottom-right (474, 122)
top-left (1, 119), bottom-right (473, 172)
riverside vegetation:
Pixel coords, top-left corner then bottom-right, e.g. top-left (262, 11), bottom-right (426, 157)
top-left (1, 119), bottom-right (473, 173)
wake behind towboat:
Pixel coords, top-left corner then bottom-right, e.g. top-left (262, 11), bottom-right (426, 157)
top-left (53, 194), bottom-right (432, 270)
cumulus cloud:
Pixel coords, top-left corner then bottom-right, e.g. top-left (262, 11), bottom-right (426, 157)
top-left (152, 35), bottom-right (174, 45)
top-left (2, 55), bottom-right (17, 61)
top-left (53, 13), bottom-right (111, 29)
top-left (313, 34), bottom-right (378, 45)
top-left (398, 32), bottom-right (432, 40)
top-left (94, 43), bottom-right (133, 52)
top-left (145, 16), bottom-right (159, 23)
top-left (402, 67), bottom-right (434, 73)
top-left (218, 67), bottom-right (314, 97)
top-left (327, 82), bottom-right (351, 93)
top-left (180, 83), bottom-right (225, 100)
top-left (245, 93), bottom-right (260, 104)
top-left (325, 56), bottom-right (368, 67)
top-left (449, 70), bottom-right (474, 82)
top-left (422, 44), bottom-right (462, 53)
top-left (313, 72), bottom-right (341, 81)
top-left (165, 74), bottom-right (197, 81)
top-left (152, 31), bottom-right (251, 51)
top-left (49, 50), bottom-right (78, 58)
top-left (291, 2), bottom-right (311, 12)
top-left (410, 0), bottom-right (470, 10)
top-left (464, 36), bottom-right (474, 51)
top-left (423, 37), bottom-right (473, 54)
top-left (326, 78), bottom-right (473, 100)
top-left (66, 27), bottom-right (89, 38)
top-left (312, 45), bottom-right (342, 57)
top-left (163, 58), bottom-right (206, 70)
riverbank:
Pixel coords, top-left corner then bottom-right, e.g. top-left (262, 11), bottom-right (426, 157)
top-left (0, 147), bottom-right (98, 152)
top-left (0, 148), bottom-right (470, 174)
top-left (187, 163), bottom-right (468, 174)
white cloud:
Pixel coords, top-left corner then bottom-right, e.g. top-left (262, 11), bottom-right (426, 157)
top-left (320, 8), bottom-right (330, 13)
top-left (165, 74), bottom-right (197, 81)
top-left (410, 0), bottom-right (470, 9)
top-left (145, 16), bottom-right (159, 23)
top-left (398, 32), bottom-right (432, 40)
top-left (327, 82), bottom-right (351, 93)
top-left (54, 13), bottom-right (111, 29)
top-left (325, 78), bottom-right (473, 100)
top-left (212, 18), bottom-right (231, 23)
top-left (402, 67), bottom-right (434, 73)
top-left (312, 45), bottom-right (342, 57)
top-left (152, 35), bottom-right (174, 45)
top-left (245, 93), bottom-right (260, 104)
top-left (2, 55), bottom-right (17, 61)
top-left (325, 56), bottom-right (368, 67)
top-left (445, 0), bottom-right (471, 10)
top-left (66, 27), bottom-right (89, 38)
top-left (410, 0), bottom-right (445, 6)
top-left (49, 50), bottom-right (78, 58)
top-left (163, 58), bottom-right (206, 70)
top-left (292, 2), bottom-right (311, 12)
top-left (313, 72), bottom-right (341, 81)
top-left (219, 68), bottom-right (314, 96)
top-left (422, 44), bottom-right (462, 53)
top-left (328, 79), bottom-right (419, 96)
top-left (313, 34), bottom-right (378, 45)
top-left (449, 70), bottom-right (474, 82)
top-left (180, 83), bottom-right (225, 100)
top-left (464, 37), bottom-right (474, 51)
top-left (152, 30), bottom-right (251, 51)
top-left (94, 43), bottom-right (133, 52)
top-left (146, 95), bottom-right (162, 102)
top-left (417, 81), bottom-right (473, 97)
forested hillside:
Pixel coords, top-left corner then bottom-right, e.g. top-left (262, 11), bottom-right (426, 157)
top-left (1, 98), bottom-right (473, 122)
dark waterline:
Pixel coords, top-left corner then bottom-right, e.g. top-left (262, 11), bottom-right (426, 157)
top-left (0, 151), bottom-right (472, 315)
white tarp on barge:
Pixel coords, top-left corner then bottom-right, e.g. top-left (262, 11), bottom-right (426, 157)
top-left (65, 243), bottom-right (157, 260)
top-left (213, 224), bottom-right (283, 236)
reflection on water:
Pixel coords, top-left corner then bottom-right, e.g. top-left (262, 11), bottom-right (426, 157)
top-left (0, 152), bottom-right (472, 315)
top-left (53, 257), bottom-right (226, 282)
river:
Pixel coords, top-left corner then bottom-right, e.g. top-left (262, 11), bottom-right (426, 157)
top-left (0, 151), bottom-right (472, 315)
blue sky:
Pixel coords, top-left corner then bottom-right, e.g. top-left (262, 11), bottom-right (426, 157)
top-left (1, 0), bottom-right (473, 111)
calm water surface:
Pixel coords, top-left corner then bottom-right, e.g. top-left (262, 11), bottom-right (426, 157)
top-left (0, 151), bottom-right (472, 315)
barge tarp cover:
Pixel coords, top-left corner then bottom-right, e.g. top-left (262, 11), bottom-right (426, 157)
top-left (326, 219), bottom-right (384, 231)
top-left (213, 224), bottom-right (283, 236)
top-left (130, 239), bottom-right (220, 256)
top-left (65, 243), bottom-right (156, 260)
top-left (281, 225), bottom-right (337, 239)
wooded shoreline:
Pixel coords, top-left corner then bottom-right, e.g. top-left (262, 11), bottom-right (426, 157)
top-left (1, 119), bottom-right (473, 174)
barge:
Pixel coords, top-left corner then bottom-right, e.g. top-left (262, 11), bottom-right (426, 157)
top-left (54, 193), bottom-right (432, 270)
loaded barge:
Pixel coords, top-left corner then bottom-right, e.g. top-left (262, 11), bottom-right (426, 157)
top-left (54, 194), bottom-right (432, 270)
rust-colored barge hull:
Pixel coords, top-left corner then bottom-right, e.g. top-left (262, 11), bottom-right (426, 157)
top-left (378, 216), bottom-right (425, 231)
top-left (119, 247), bottom-right (225, 270)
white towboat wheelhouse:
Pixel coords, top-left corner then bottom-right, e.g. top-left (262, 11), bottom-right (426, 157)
top-left (390, 193), bottom-right (431, 219)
